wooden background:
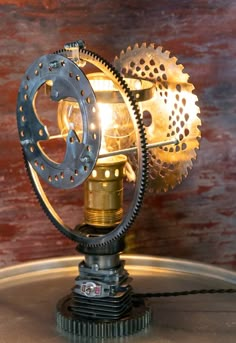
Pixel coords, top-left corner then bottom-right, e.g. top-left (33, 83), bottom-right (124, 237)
top-left (0, 0), bottom-right (236, 269)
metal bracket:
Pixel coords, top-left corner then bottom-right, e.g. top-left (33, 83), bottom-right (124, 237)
top-left (64, 40), bottom-right (86, 67)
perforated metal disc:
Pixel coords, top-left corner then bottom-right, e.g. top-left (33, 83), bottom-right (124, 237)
top-left (17, 54), bottom-right (101, 189)
top-left (114, 43), bottom-right (201, 192)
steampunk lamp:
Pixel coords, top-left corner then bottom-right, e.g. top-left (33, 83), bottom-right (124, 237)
top-left (16, 41), bottom-right (201, 338)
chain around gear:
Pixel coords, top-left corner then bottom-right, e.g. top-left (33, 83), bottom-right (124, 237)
top-left (21, 47), bottom-right (148, 247)
top-left (114, 42), bottom-right (201, 192)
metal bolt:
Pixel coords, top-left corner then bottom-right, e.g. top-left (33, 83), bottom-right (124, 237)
top-left (85, 286), bottom-right (93, 295)
top-left (49, 60), bottom-right (60, 69)
top-left (53, 90), bottom-right (59, 98)
top-left (92, 263), bottom-right (99, 271)
top-left (64, 40), bottom-right (85, 50)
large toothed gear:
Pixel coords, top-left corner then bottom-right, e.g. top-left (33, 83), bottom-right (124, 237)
top-left (57, 295), bottom-right (151, 338)
top-left (18, 47), bottom-right (148, 247)
top-left (114, 43), bottom-right (201, 192)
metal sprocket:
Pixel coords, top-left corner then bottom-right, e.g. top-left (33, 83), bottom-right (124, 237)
top-left (57, 294), bottom-right (151, 338)
top-left (114, 43), bottom-right (201, 192)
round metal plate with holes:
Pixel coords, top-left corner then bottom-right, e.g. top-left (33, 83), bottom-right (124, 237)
top-left (0, 255), bottom-right (236, 342)
top-left (114, 43), bottom-right (201, 192)
top-left (16, 54), bottom-right (101, 189)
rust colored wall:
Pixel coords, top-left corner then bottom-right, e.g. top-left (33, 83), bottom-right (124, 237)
top-left (0, 0), bottom-right (236, 269)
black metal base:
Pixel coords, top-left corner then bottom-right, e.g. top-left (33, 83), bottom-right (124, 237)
top-left (56, 232), bottom-right (151, 337)
top-left (71, 285), bottom-right (133, 319)
top-left (56, 294), bottom-right (151, 337)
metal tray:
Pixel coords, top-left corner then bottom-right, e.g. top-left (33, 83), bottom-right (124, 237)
top-left (0, 255), bottom-right (236, 342)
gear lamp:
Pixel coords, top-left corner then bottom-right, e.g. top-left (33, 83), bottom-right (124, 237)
top-left (16, 40), bottom-right (201, 338)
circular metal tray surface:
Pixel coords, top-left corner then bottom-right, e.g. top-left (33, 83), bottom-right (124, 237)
top-left (0, 255), bottom-right (236, 342)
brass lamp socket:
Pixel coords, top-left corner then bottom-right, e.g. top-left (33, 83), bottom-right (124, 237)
top-left (84, 155), bottom-right (127, 227)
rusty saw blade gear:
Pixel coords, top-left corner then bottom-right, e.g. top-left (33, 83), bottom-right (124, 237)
top-left (114, 43), bottom-right (201, 192)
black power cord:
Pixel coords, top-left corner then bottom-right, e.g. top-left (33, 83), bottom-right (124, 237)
top-left (134, 288), bottom-right (236, 298)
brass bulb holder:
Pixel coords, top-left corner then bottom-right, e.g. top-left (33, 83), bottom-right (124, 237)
top-left (84, 155), bottom-right (127, 227)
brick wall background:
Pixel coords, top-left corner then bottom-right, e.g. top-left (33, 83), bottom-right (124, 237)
top-left (0, 0), bottom-right (236, 269)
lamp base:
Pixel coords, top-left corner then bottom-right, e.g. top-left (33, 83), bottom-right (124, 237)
top-left (56, 293), bottom-right (151, 337)
top-left (56, 237), bottom-right (151, 337)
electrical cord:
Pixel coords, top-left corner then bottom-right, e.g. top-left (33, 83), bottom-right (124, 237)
top-left (134, 288), bottom-right (236, 298)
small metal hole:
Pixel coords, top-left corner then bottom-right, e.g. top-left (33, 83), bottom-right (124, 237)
top-left (105, 170), bottom-right (110, 178)
top-left (162, 73), bottom-right (167, 81)
top-left (176, 84), bottom-right (181, 92)
top-left (160, 64), bottom-right (165, 71)
top-left (92, 170), bottom-right (97, 178)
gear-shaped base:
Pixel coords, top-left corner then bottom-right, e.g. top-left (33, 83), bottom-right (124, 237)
top-left (56, 294), bottom-right (151, 338)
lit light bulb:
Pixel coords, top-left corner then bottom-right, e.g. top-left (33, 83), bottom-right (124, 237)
top-left (97, 102), bottom-right (115, 154)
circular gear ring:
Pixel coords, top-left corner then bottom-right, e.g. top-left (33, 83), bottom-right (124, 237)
top-left (57, 295), bottom-right (151, 338)
top-left (114, 43), bottom-right (201, 192)
top-left (20, 48), bottom-right (148, 247)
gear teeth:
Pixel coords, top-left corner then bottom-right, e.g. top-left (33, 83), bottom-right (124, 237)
top-left (172, 56), bottom-right (178, 64)
top-left (165, 49), bottom-right (171, 57)
top-left (57, 295), bottom-right (151, 338)
top-left (20, 46), bottom-right (148, 248)
top-left (113, 42), bottom-right (201, 194)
